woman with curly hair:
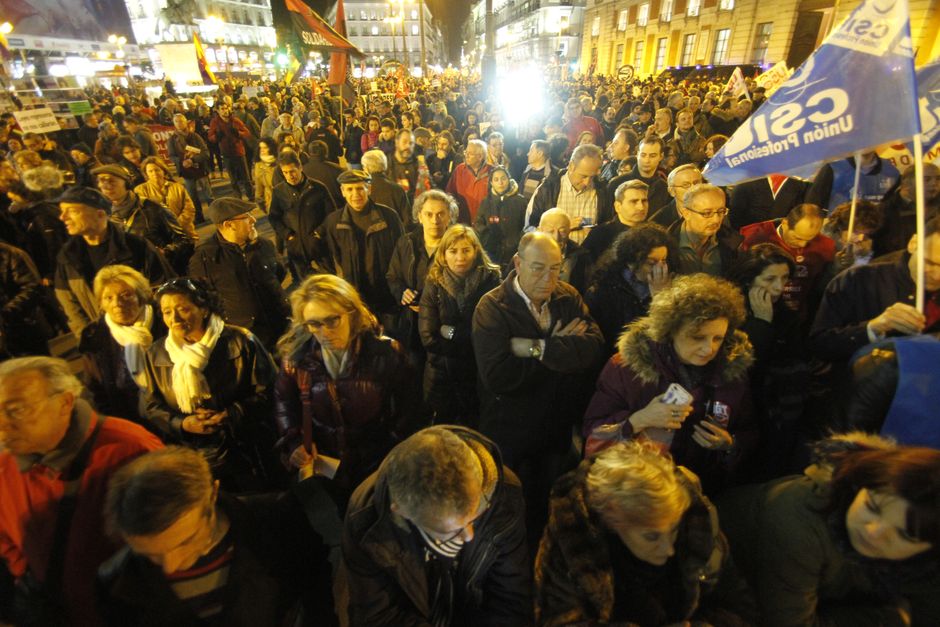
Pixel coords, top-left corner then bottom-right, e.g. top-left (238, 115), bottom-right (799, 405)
top-left (273, 274), bottom-right (422, 506)
top-left (583, 273), bottom-right (756, 494)
top-left (418, 225), bottom-right (501, 426)
top-left (536, 440), bottom-right (756, 626)
top-left (718, 434), bottom-right (940, 627)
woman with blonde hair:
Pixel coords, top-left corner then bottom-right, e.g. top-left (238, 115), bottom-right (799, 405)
top-left (79, 264), bottom-right (165, 424)
top-left (418, 225), bottom-right (501, 426)
top-left (584, 273), bottom-right (757, 495)
top-left (134, 156), bottom-right (198, 239)
top-left (535, 440), bottom-right (756, 626)
top-left (273, 274), bottom-right (421, 507)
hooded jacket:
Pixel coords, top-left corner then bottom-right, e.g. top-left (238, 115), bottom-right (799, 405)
top-left (475, 179), bottom-right (528, 267)
top-left (341, 426), bottom-right (532, 626)
top-left (535, 459), bottom-right (756, 626)
top-left (584, 320), bottom-right (756, 494)
top-left (717, 433), bottom-right (940, 627)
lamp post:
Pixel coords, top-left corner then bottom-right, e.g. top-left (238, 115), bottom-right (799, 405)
top-left (384, 15), bottom-right (400, 63)
top-left (396, 0), bottom-right (408, 72)
top-left (205, 15), bottom-right (226, 78)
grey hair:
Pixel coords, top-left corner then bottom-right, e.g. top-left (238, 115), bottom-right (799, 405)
top-left (361, 149), bottom-right (388, 174)
top-left (22, 165), bottom-right (64, 192)
top-left (93, 264), bottom-right (151, 305)
top-left (667, 164), bottom-right (703, 188)
top-left (683, 183), bottom-right (725, 210)
top-left (614, 179), bottom-right (649, 202)
top-left (0, 356), bottom-right (83, 398)
top-left (412, 189), bottom-right (460, 223)
top-left (466, 139), bottom-right (488, 158)
top-left (568, 143), bottom-right (603, 167)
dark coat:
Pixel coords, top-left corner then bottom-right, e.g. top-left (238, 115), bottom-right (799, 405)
top-left (273, 333), bottom-right (422, 492)
top-left (97, 491), bottom-right (337, 627)
top-left (472, 271), bottom-right (604, 460)
top-left (302, 157), bottom-right (345, 209)
top-left (560, 239), bottom-right (591, 295)
top-left (268, 175), bottom-right (335, 271)
top-left (8, 200), bottom-right (67, 279)
top-left (535, 459), bottom-right (756, 626)
top-left (717, 433), bottom-right (940, 627)
top-left (79, 313), bottom-right (166, 424)
top-left (527, 169), bottom-right (614, 229)
top-left (188, 232), bottom-right (289, 350)
top-left (426, 151), bottom-right (457, 189)
top-left (111, 193), bottom-right (194, 275)
top-left (475, 181), bottom-right (528, 266)
top-left (810, 253), bottom-right (939, 362)
top-left (584, 320), bottom-right (756, 494)
top-left (341, 427), bottom-right (532, 626)
top-left (385, 227), bottom-right (432, 349)
top-left (368, 172), bottom-right (411, 228)
top-left (583, 270), bottom-right (650, 356)
top-left (581, 219), bottom-right (628, 264)
top-left (667, 219), bottom-right (742, 278)
top-left (140, 325), bottom-right (278, 481)
top-left (54, 225), bottom-right (174, 334)
top-left (418, 267), bottom-right (501, 422)
top-left (728, 177), bottom-right (809, 231)
top-left (0, 242), bottom-right (54, 355)
top-left (314, 201), bottom-right (404, 315)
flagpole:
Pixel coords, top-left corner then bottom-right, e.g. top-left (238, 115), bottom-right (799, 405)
top-left (913, 134), bottom-right (926, 313)
top-left (845, 150), bottom-right (863, 252)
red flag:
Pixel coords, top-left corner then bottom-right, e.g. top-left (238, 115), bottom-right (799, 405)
top-left (193, 33), bottom-right (217, 85)
top-left (284, 0), bottom-right (363, 56)
top-left (327, 0), bottom-right (348, 86)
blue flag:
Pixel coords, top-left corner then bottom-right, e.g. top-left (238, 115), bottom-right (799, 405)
top-left (916, 60), bottom-right (940, 158)
top-left (704, 0), bottom-right (920, 186)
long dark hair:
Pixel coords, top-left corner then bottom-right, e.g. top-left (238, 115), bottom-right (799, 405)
top-left (589, 223), bottom-right (676, 289)
top-left (826, 445), bottom-right (940, 551)
top-left (727, 243), bottom-right (796, 294)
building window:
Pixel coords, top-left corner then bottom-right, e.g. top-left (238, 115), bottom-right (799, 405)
top-left (712, 28), bottom-right (731, 64)
top-left (411, 9), bottom-right (418, 19)
top-left (638, 3), bottom-right (649, 27)
top-left (411, 24), bottom-right (419, 35)
top-left (660, 0), bottom-right (673, 22)
top-left (687, 0), bottom-right (700, 16)
top-left (371, 25), bottom-right (379, 36)
top-left (616, 43), bottom-right (624, 64)
top-left (719, 0), bottom-right (735, 9)
top-left (618, 9), bottom-right (628, 31)
top-left (681, 33), bottom-right (696, 65)
top-left (752, 22), bottom-right (772, 63)
top-left (655, 37), bottom-right (668, 70)
top-left (591, 15), bottom-right (600, 37)
top-left (634, 40), bottom-right (644, 68)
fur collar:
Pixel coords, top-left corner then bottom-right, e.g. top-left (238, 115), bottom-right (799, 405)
top-left (616, 319), bottom-right (753, 385)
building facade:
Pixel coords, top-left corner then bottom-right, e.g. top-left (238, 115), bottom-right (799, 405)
top-left (463, 0), bottom-right (587, 71)
top-left (579, 0), bottom-right (939, 77)
top-left (343, 0), bottom-right (445, 72)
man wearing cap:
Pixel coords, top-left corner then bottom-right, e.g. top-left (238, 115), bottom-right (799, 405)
top-left (54, 186), bottom-right (174, 334)
top-left (268, 150), bottom-right (335, 281)
top-left (69, 143), bottom-right (100, 188)
top-left (314, 169), bottom-right (403, 321)
top-left (188, 197), bottom-right (289, 349)
top-left (93, 163), bottom-right (194, 275)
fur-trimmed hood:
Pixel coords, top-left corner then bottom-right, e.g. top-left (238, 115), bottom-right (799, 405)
top-left (616, 319), bottom-right (754, 385)
top-left (804, 431), bottom-right (897, 486)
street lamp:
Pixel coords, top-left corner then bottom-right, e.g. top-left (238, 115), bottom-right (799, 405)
top-left (383, 14), bottom-right (401, 62)
top-left (392, 0), bottom-right (408, 70)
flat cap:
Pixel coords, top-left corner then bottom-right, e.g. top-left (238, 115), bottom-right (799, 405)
top-left (56, 186), bottom-right (112, 214)
top-left (91, 164), bottom-right (133, 182)
top-left (206, 196), bottom-right (256, 225)
top-left (337, 169), bottom-right (372, 185)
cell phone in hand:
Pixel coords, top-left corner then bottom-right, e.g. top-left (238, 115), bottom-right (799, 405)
top-left (661, 383), bottom-right (693, 406)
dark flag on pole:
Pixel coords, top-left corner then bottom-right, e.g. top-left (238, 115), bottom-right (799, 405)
top-left (281, 0), bottom-right (363, 57)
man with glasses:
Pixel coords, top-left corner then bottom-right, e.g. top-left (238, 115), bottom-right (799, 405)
top-left (445, 139), bottom-right (492, 223)
top-left (99, 446), bottom-right (336, 625)
top-left (342, 426), bottom-right (531, 625)
top-left (0, 356), bottom-right (161, 626)
top-left (473, 232), bottom-right (603, 550)
top-left (670, 183), bottom-right (741, 277)
top-left (188, 197), bottom-right (289, 350)
top-left (650, 163), bottom-right (704, 227)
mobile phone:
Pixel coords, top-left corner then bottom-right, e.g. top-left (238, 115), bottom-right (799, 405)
top-left (661, 383), bottom-right (693, 406)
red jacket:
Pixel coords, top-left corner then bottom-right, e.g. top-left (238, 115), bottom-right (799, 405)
top-left (208, 113), bottom-right (250, 157)
top-left (740, 220), bottom-right (835, 316)
top-left (0, 401), bottom-right (162, 626)
top-left (563, 114), bottom-right (605, 151)
top-left (446, 162), bottom-right (493, 223)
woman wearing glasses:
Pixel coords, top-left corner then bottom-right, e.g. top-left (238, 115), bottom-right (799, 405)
top-left (535, 440), bottom-right (756, 626)
top-left (583, 273), bottom-right (756, 496)
top-left (273, 274), bottom-right (421, 508)
top-left (140, 277), bottom-right (279, 491)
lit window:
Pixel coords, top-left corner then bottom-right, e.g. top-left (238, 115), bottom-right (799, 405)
top-left (712, 28), bottom-right (731, 64)
top-left (719, 0), bottom-right (735, 9)
top-left (687, 0), bottom-right (700, 16)
top-left (638, 4), bottom-right (649, 27)
top-left (655, 37), bottom-right (668, 70)
top-left (411, 9), bottom-right (418, 19)
top-left (751, 22), bottom-right (772, 63)
top-left (634, 40), bottom-right (644, 68)
top-left (681, 33), bottom-right (696, 65)
top-left (371, 25), bottom-right (379, 36)
top-left (618, 10), bottom-right (628, 31)
top-left (412, 24), bottom-right (419, 35)
top-left (591, 15), bottom-right (600, 37)
top-left (660, 0), bottom-right (673, 22)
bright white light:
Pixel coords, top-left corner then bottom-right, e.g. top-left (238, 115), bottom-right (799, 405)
top-left (48, 64), bottom-right (68, 77)
top-left (497, 66), bottom-right (544, 128)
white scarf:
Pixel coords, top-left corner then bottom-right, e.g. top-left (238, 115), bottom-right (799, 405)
top-left (164, 314), bottom-right (225, 414)
top-left (104, 305), bottom-right (154, 388)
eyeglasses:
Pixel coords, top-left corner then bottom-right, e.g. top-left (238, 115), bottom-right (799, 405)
top-left (303, 312), bottom-right (350, 332)
top-left (685, 207), bottom-right (728, 220)
top-left (672, 179), bottom-right (703, 190)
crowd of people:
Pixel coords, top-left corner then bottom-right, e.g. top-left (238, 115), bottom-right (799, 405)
top-left (0, 67), bottom-right (939, 626)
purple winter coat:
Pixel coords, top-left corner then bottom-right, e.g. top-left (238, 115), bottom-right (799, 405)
top-left (583, 319), bottom-right (756, 494)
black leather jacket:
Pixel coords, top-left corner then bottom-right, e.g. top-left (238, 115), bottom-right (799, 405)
top-left (111, 192), bottom-right (194, 274)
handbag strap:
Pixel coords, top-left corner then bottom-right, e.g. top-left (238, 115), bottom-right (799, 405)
top-left (43, 415), bottom-right (106, 593)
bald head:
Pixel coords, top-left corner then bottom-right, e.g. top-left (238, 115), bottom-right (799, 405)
top-left (514, 231), bottom-right (563, 307)
top-left (538, 208), bottom-right (572, 250)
